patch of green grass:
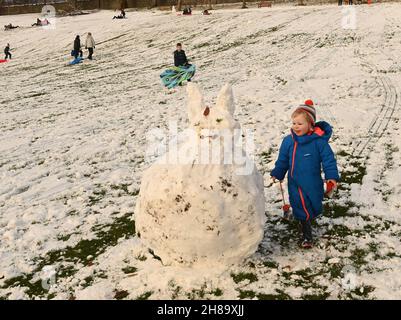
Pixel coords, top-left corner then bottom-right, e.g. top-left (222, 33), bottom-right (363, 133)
top-left (114, 290), bottom-right (130, 300)
top-left (263, 260), bottom-right (279, 269)
top-left (231, 272), bottom-right (258, 284)
top-left (1, 213), bottom-right (135, 298)
top-left (328, 263), bottom-right (345, 280)
top-left (122, 266), bottom-right (137, 274)
top-left (59, 213), bottom-right (135, 265)
top-left (263, 217), bottom-right (300, 247)
top-left (136, 291), bottom-right (153, 300)
top-left (187, 283), bottom-right (207, 300)
top-left (110, 184), bottom-right (139, 196)
top-left (323, 224), bottom-right (356, 238)
top-left (340, 159), bottom-right (367, 186)
top-left (88, 188), bottom-right (107, 205)
top-left (350, 248), bottom-right (368, 268)
top-left (259, 149), bottom-right (273, 173)
top-left (323, 201), bottom-right (357, 218)
top-left (345, 285), bottom-right (375, 299)
top-left (238, 290), bottom-right (256, 299)
top-left (82, 276), bottom-right (94, 288)
top-left (302, 291), bottom-right (330, 300)
top-left (257, 289), bottom-right (292, 300)
top-left (193, 42), bottom-right (211, 49)
top-left (47, 293), bottom-right (56, 300)
top-left (136, 254), bottom-right (147, 261)
top-left (212, 288), bottom-right (223, 297)
top-left (280, 267), bottom-right (327, 291)
top-left (1, 275), bottom-right (47, 298)
top-left (337, 150), bottom-right (349, 157)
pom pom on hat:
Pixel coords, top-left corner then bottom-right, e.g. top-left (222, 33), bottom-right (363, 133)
top-left (304, 99), bottom-right (314, 106)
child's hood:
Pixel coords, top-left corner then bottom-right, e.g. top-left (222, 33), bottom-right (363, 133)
top-left (291, 121), bottom-right (333, 145)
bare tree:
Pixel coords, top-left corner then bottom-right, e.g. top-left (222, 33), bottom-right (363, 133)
top-left (177, 0), bottom-right (182, 11)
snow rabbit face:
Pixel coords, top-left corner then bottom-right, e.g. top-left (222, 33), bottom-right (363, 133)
top-left (186, 83), bottom-right (239, 134)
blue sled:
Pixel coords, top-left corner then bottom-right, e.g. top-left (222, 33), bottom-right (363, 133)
top-left (69, 57), bottom-right (84, 65)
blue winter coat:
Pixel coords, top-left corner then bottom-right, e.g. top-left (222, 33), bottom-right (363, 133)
top-left (271, 121), bottom-right (340, 221)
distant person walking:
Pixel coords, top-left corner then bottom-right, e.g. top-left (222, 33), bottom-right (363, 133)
top-left (85, 32), bottom-right (95, 60)
top-left (4, 43), bottom-right (11, 60)
top-left (73, 35), bottom-right (83, 59)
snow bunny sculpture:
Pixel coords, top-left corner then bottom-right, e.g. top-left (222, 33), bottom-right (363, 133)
top-left (135, 83), bottom-right (266, 266)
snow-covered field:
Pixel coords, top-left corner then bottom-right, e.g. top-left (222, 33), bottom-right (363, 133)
top-left (1, 3), bottom-right (401, 300)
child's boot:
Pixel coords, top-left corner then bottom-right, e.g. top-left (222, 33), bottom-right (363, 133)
top-left (300, 220), bottom-right (313, 249)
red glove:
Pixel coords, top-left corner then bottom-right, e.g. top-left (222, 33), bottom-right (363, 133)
top-left (325, 180), bottom-right (337, 197)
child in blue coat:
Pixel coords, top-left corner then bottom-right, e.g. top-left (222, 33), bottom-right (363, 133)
top-left (271, 100), bottom-right (340, 249)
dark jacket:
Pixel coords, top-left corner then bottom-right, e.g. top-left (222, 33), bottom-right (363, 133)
top-left (74, 37), bottom-right (81, 51)
top-left (4, 45), bottom-right (10, 54)
top-left (271, 121), bottom-right (340, 221)
top-left (174, 50), bottom-right (188, 67)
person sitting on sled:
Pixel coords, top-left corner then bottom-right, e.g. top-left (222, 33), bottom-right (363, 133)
top-left (4, 23), bottom-right (19, 31)
top-left (270, 100), bottom-right (339, 249)
top-left (32, 18), bottom-right (42, 27)
top-left (174, 43), bottom-right (192, 84)
top-left (182, 7), bottom-right (192, 15)
top-left (113, 9), bottom-right (126, 19)
top-left (174, 43), bottom-right (190, 67)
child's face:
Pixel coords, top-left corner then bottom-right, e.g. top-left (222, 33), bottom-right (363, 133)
top-left (292, 114), bottom-right (311, 136)
top-left (176, 46), bottom-right (182, 51)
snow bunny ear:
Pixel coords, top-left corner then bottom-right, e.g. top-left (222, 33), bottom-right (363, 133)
top-left (216, 83), bottom-right (234, 116)
top-left (187, 83), bottom-right (204, 125)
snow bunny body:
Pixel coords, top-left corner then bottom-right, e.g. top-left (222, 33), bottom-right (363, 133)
top-left (135, 83), bottom-right (266, 266)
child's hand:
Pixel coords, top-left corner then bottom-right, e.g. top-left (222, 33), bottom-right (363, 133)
top-left (325, 180), bottom-right (338, 198)
top-left (327, 179), bottom-right (338, 189)
top-left (271, 176), bottom-right (280, 183)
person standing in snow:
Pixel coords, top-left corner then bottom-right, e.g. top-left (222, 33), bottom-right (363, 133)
top-left (4, 43), bottom-right (11, 60)
top-left (73, 35), bottom-right (83, 59)
top-left (85, 32), bottom-right (95, 60)
top-left (270, 100), bottom-right (339, 249)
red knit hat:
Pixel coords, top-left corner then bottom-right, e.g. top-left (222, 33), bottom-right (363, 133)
top-left (296, 99), bottom-right (316, 125)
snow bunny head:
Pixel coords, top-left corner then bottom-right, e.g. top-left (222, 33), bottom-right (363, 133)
top-left (187, 83), bottom-right (239, 133)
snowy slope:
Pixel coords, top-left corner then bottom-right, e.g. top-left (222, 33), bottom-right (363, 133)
top-left (1, 4), bottom-right (401, 299)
